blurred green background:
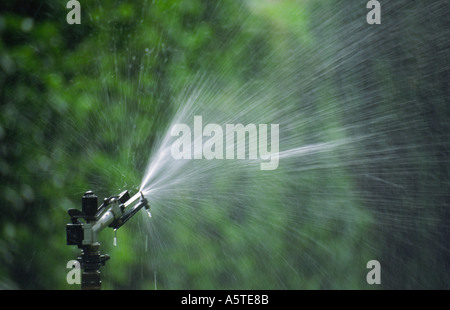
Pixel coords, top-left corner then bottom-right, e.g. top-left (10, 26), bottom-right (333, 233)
top-left (0, 0), bottom-right (449, 289)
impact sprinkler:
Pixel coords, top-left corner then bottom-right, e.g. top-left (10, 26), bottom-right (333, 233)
top-left (66, 190), bottom-right (149, 290)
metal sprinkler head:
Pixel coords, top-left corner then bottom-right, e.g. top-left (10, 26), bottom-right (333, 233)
top-left (66, 189), bottom-right (150, 290)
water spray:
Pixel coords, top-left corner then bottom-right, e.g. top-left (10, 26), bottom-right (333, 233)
top-left (66, 190), bottom-right (149, 290)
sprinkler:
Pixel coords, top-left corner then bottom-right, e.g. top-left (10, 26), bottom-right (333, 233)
top-left (66, 190), bottom-right (149, 290)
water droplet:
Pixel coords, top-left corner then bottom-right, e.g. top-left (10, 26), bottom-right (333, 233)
top-left (146, 209), bottom-right (152, 218)
top-left (145, 234), bottom-right (148, 253)
top-left (113, 229), bottom-right (117, 246)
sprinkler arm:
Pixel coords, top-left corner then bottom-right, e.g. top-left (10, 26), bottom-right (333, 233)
top-left (87, 191), bottom-right (149, 244)
top-left (67, 190), bottom-right (150, 247)
top-left (111, 192), bottom-right (149, 230)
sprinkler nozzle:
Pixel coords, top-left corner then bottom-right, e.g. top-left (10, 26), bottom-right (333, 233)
top-left (111, 193), bottom-right (149, 229)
